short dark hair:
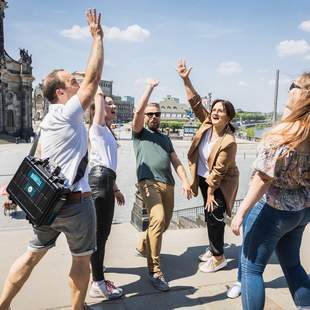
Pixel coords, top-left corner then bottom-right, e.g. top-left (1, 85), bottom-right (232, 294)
top-left (147, 102), bottom-right (160, 110)
top-left (42, 69), bottom-right (65, 103)
top-left (211, 99), bottom-right (236, 132)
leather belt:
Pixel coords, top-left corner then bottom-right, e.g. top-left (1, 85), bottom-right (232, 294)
top-left (66, 191), bottom-right (92, 205)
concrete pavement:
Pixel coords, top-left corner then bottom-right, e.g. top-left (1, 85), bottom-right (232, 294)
top-left (0, 222), bottom-right (309, 310)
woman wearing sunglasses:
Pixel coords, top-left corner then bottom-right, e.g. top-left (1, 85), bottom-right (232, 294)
top-left (177, 59), bottom-right (239, 273)
top-left (231, 73), bottom-right (310, 309)
top-left (88, 87), bottom-right (125, 299)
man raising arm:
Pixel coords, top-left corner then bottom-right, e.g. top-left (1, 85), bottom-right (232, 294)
top-left (133, 79), bottom-right (192, 292)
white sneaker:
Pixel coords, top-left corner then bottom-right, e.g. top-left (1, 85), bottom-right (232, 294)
top-left (227, 281), bottom-right (241, 299)
top-left (198, 249), bottom-right (213, 262)
top-left (89, 280), bottom-right (123, 300)
top-left (199, 256), bottom-right (227, 273)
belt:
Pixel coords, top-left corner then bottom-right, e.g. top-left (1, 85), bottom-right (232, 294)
top-left (66, 191), bottom-right (92, 205)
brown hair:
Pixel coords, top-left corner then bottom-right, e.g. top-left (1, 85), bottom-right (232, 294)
top-left (211, 99), bottom-right (236, 132)
top-left (147, 102), bottom-right (160, 110)
top-left (264, 72), bottom-right (310, 153)
top-left (42, 69), bottom-right (65, 103)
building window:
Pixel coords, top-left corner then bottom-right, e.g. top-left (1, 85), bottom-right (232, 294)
top-left (6, 110), bottom-right (14, 128)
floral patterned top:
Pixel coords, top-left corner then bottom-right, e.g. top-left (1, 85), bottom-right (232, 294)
top-left (253, 141), bottom-right (310, 211)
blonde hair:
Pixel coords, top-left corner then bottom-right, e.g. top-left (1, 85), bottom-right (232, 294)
top-left (263, 72), bottom-right (310, 153)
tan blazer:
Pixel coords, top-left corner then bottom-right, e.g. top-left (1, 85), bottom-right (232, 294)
top-left (187, 94), bottom-right (239, 216)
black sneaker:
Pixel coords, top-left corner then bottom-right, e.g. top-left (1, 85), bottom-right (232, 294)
top-left (148, 272), bottom-right (170, 291)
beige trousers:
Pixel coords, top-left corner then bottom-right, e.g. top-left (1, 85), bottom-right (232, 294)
top-left (137, 179), bottom-right (174, 273)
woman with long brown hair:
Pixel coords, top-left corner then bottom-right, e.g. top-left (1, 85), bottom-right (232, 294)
top-left (88, 87), bottom-right (125, 299)
top-left (177, 59), bottom-right (239, 272)
top-left (232, 72), bottom-right (310, 309)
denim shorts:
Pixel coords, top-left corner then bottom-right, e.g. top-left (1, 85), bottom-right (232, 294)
top-left (28, 196), bottom-right (97, 256)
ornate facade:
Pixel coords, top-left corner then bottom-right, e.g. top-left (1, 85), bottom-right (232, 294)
top-left (0, 0), bottom-right (34, 138)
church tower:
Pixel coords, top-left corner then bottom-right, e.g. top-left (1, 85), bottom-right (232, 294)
top-left (0, 0), bottom-right (7, 59)
top-left (0, 0), bottom-right (34, 139)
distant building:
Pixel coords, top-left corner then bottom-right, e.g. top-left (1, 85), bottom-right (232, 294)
top-left (33, 72), bottom-right (133, 124)
top-left (112, 95), bottom-right (134, 123)
top-left (159, 95), bottom-right (189, 120)
top-left (33, 84), bottom-right (48, 121)
top-left (0, 0), bottom-right (34, 138)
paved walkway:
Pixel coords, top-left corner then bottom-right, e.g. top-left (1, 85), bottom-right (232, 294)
top-left (0, 223), bottom-right (309, 310)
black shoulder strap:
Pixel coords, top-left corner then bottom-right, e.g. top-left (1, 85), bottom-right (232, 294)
top-left (29, 129), bottom-right (88, 185)
top-left (72, 151), bottom-right (88, 185)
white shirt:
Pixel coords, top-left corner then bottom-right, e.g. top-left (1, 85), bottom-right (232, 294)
top-left (39, 95), bottom-right (90, 192)
top-left (89, 123), bottom-right (118, 173)
top-left (197, 128), bottom-right (216, 178)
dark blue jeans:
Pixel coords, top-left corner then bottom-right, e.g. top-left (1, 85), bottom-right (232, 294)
top-left (241, 200), bottom-right (310, 310)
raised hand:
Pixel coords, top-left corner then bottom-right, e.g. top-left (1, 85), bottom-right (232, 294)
top-left (86, 8), bottom-right (103, 39)
top-left (146, 78), bottom-right (160, 88)
top-left (176, 59), bottom-right (192, 80)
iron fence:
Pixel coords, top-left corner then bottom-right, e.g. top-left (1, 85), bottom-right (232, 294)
top-left (172, 199), bottom-right (243, 223)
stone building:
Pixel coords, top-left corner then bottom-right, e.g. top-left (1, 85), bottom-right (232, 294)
top-left (0, 0), bottom-right (34, 138)
top-left (33, 84), bottom-right (48, 121)
top-left (34, 72), bottom-right (133, 124)
top-left (159, 95), bottom-right (189, 120)
top-left (112, 95), bottom-right (134, 123)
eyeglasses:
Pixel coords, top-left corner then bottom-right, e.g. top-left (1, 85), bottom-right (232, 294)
top-left (145, 112), bottom-right (161, 118)
top-left (289, 82), bottom-right (302, 92)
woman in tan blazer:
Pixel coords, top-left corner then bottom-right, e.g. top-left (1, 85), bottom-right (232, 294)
top-left (177, 59), bottom-right (239, 272)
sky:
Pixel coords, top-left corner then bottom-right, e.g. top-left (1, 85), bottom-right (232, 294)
top-left (4, 0), bottom-right (310, 112)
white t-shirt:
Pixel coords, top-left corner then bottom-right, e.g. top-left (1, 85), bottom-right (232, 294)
top-left (89, 123), bottom-right (118, 173)
top-left (39, 94), bottom-right (90, 192)
top-left (197, 128), bottom-right (216, 178)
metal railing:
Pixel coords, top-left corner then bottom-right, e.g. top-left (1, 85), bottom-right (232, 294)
top-left (172, 199), bottom-right (243, 223)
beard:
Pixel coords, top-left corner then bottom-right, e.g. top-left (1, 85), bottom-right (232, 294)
top-left (147, 121), bottom-right (160, 131)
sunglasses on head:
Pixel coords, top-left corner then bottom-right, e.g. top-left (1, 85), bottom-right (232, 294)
top-left (145, 112), bottom-right (161, 117)
top-left (289, 82), bottom-right (302, 92)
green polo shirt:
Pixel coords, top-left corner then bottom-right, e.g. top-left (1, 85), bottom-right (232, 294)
top-left (133, 128), bottom-right (175, 185)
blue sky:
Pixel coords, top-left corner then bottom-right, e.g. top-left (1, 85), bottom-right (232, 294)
top-left (4, 0), bottom-right (310, 112)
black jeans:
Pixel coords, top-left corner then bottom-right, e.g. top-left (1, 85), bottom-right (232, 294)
top-left (198, 176), bottom-right (226, 256)
top-left (89, 165), bottom-right (116, 281)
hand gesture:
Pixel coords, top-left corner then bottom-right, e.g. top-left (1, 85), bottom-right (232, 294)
top-left (86, 8), bottom-right (103, 39)
top-left (146, 79), bottom-right (159, 88)
top-left (115, 190), bottom-right (125, 206)
top-left (205, 192), bottom-right (218, 212)
top-left (176, 59), bottom-right (192, 80)
top-left (231, 214), bottom-right (243, 236)
top-left (182, 182), bottom-right (193, 200)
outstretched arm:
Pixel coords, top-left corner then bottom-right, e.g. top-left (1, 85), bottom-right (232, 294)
top-left (170, 152), bottom-right (192, 200)
top-left (176, 59), bottom-right (209, 122)
top-left (132, 79), bottom-right (159, 134)
top-left (93, 87), bottom-right (106, 126)
top-left (77, 9), bottom-right (104, 110)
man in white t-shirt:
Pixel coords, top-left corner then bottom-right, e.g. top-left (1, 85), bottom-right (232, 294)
top-left (0, 9), bottom-right (103, 310)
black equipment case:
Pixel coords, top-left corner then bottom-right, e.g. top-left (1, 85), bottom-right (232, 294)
top-left (7, 156), bottom-right (70, 226)
top-left (6, 131), bottom-right (88, 227)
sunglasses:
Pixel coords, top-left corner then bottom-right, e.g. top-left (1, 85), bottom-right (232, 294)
top-left (289, 82), bottom-right (302, 92)
top-left (145, 112), bottom-right (161, 118)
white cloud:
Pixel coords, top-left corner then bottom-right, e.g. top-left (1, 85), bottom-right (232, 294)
top-left (217, 62), bottom-right (242, 75)
top-left (105, 25), bottom-right (150, 42)
top-left (305, 55), bottom-right (310, 60)
top-left (299, 20), bottom-right (310, 32)
top-left (60, 24), bottom-right (150, 42)
top-left (60, 25), bottom-right (89, 40)
top-left (276, 39), bottom-right (310, 57)
top-left (238, 81), bottom-right (248, 86)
